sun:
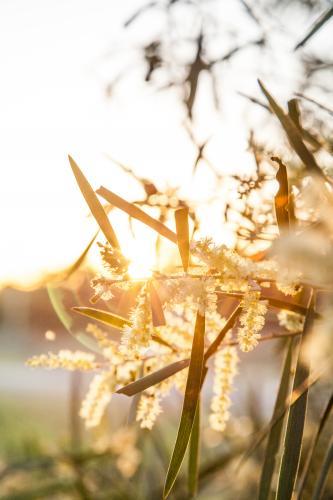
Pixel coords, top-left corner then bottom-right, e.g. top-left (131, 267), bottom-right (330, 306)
top-left (128, 260), bottom-right (153, 279)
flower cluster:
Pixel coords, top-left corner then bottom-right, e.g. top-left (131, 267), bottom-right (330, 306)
top-left (277, 310), bottom-right (304, 333)
top-left (209, 340), bottom-right (239, 432)
top-left (27, 225), bottom-right (306, 436)
top-left (109, 427), bottom-right (142, 478)
top-left (80, 370), bottom-right (115, 428)
top-left (86, 323), bottom-right (123, 362)
top-left (26, 350), bottom-right (97, 371)
top-left (237, 290), bottom-right (268, 352)
top-left (97, 241), bottom-right (129, 278)
top-left (136, 391), bottom-right (163, 430)
top-left (120, 282), bottom-right (154, 357)
top-left (191, 238), bottom-right (276, 282)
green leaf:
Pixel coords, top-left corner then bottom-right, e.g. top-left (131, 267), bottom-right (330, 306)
top-left (47, 286), bottom-right (102, 353)
top-left (275, 293), bottom-right (316, 500)
top-left (96, 185), bottom-right (177, 243)
top-left (72, 306), bottom-right (130, 329)
top-left (188, 397), bottom-right (201, 498)
top-left (258, 337), bottom-right (295, 500)
top-left (68, 155), bottom-right (120, 248)
top-left (297, 391), bottom-right (333, 498)
top-left (73, 303), bottom-right (173, 351)
top-left (116, 358), bottom-right (191, 396)
top-left (163, 310), bottom-right (205, 499)
top-left (258, 81), bottom-right (324, 178)
top-left (295, 6), bottom-right (333, 50)
top-left (312, 441), bottom-right (333, 500)
top-left (175, 207), bottom-right (190, 272)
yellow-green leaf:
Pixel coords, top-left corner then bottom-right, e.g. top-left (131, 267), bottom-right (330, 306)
top-left (150, 282), bottom-right (166, 326)
top-left (68, 156), bottom-right (120, 248)
top-left (47, 286), bottom-right (102, 353)
top-left (72, 306), bottom-right (130, 329)
top-left (175, 207), bottom-right (190, 272)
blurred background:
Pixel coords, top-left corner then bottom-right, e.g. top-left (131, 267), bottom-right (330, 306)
top-left (0, 0), bottom-right (332, 498)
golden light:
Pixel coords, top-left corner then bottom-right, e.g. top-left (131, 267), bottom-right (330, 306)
top-left (128, 261), bottom-right (153, 280)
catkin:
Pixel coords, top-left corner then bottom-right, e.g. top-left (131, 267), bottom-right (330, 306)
top-left (209, 344), bottom-right (239, 432)
top-left (237, 290), bottom-right (267, 352)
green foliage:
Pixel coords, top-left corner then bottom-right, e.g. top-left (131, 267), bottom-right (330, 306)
top-left (188, 398), bottom-right (201, 498)
top-left (275, 293), bottom-right (315, 500)
top-left (163, 310), bottom-right (205, 499)
top-left (258, 338), bottom-right (295, 500)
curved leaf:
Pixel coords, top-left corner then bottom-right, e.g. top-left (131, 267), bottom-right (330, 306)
top-left (47, 286), bottom-right (102, 353)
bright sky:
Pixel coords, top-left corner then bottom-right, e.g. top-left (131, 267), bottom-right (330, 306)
top-left (0, 0), bottom-right (331, 288)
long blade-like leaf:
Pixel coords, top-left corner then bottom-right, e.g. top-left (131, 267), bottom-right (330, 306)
top-left (258, 337), bottom-right (295, 500)
top-left (72, 306), bottom-right (130, 329)
top-left (68, 156), bottom-right (120, 248)
top-left (258, 81), bottom-right (324, 178)
top-left (73, 304), bottom-right (173, 351)
top-left (163, 311), bottom-right (205, 499)
top-left (188, 397), bottom-right (201, 498)
top-left (295, 6), bottom-right (333, 50)
top-left (175, 207), bottom-right (190, 272)
top-left (276, 292), bottom-right (315, 500)
top-left (311, 441), bottom-right (333, 500)
top-left (239, 363), bottom-right (326, 469)
top-left (96, 186), bottom-right (177, 243)
top-left (117, 304), bottom-right (241, 397)
top-left (297, 391), bottom-right (333, 498)
top-left (116, 358), bottom-right (191, 396)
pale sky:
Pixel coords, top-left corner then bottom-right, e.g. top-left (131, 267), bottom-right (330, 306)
top-left (0, 0), bottom-right (332, 288)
